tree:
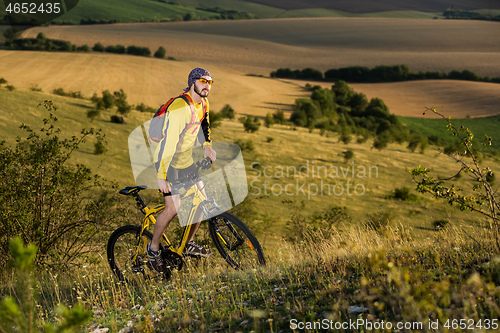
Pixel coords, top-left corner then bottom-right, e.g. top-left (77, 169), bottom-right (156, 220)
top-left (219, 104), bottom-right (235, 119)
top-left (101, 90), bottom-right (115, 109)
top-left (264, 112), bottom-right (274, 128)
top-left (311, 88), bottom-right (335, 116)
top-left (154, 46), bottom-right (166, 58)
top-left (291, 98), bottom-right (321, 127)
top-left (92, 42), bottom-right (105, 52)
top-left (114, 89), bottom-right (131, 115)
top-left (86, 109), bottom-right (100, 122)
top-left (272, 109), bottom-right (286, 125)
top-left (240, 115), bottom-right (260, 133)
top-left (331, 80), bottom-right (354, 106)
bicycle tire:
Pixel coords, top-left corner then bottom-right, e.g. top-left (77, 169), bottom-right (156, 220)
top-left (107, 225), bottom-right (166, 282)
top-left (208, 212), bottom-right (266, 270)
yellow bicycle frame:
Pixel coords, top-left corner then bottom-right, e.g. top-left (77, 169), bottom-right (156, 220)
top-left (139, 182), bottom-right (207, 256)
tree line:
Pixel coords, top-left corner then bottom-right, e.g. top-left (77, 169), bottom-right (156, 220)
top-left (3, 32), bottom-right (170, 59)
top-left (443, 8), bottom-right (500, 21)
top-left (271, 65), bottom-right (500, 84)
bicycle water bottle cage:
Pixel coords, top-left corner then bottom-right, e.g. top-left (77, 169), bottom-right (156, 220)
top-left (119, 185), bottom-right (148, 196)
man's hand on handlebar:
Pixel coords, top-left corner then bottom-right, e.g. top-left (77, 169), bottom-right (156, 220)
top-left (157, 178), bottom-right (171, 194)
top-left (204, 145), bottom-right (216, 162)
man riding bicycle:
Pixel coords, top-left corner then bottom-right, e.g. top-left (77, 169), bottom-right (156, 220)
top-left (147, 67), bottom-right (216, 274)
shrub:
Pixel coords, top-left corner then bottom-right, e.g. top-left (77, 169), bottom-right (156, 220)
top-left (94, 137), bottom-right (107, 155)
top-left (272, 109), bottom-right (286, 124)
top-left (126, 45), bottom-right (151, 56)
top-left (105, 44), bottom-right (126, 54)
top-left (0, 101), bottom-right (115, 268)
top-left (5, 85), bottom-right (15, 91)
top-left (135, 103), bottom-right (155, 113)
top-left (101, 90), bottom-right (115, 109)
top-left (240, 115), bottom-right (260, 133)
top-left (342, 150), bottom-right (354, 162)
top-left (86, 109), bottom-right (100, 121)
top-left (0, 78), bottom-right (7, 85)
top-left (92, 42), bottom-right (105, 52)
top-left (76, 44), bottom-right (90, 52)
top-left (264, 112), bottom-right (274, 128)
top-left (409, 108), bottom-right (500, 249)
top-left (219, 104), bottom-right (235, 119)
top-left (234, 139), bottom-right (254, 152)
top-left (110, 115), bottom-right (126, 124)
top-left (391, 186), bottom-right (417, 202)
top-left (364, 211), bottom-right (392, 232)
top-left (154, 46), bottom-right (166, 58)
top-left (433, 219), bottom-right (450, 230)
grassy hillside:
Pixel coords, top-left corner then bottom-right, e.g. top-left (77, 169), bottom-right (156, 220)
top-left (1, 86), bottom-right (499, 245)
top-left (243, 0), bottom-right (500, 12)
top-left (400, 115), bottom-right (500, 152)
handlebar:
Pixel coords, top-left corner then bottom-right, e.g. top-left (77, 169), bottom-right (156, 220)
top-left (169, 157), bottom-right (212, 191)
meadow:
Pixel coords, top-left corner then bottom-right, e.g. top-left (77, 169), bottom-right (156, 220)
top-left (1, 13), bottom-right (500, 332)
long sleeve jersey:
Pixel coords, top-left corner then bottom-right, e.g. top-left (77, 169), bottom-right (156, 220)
top-left (154, 92), bottom-right (211, 179)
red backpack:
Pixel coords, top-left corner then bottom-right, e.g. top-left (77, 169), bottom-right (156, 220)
top-left (149, 92), bottom-right (206, 143)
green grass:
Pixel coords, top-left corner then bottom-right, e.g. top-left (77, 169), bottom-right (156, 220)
top-left (399, 115), bottom-right (500, 152)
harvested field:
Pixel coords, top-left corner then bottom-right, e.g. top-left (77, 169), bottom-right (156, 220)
top-left (22, 18), bottom-right (500, 77)
top-left (2, 18), bottom-right (498, 118)
top-left (1, 51), bottom-right (499, 118)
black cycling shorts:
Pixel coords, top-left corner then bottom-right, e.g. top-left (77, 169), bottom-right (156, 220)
top-left (163, 164), bottom-right (199, 197)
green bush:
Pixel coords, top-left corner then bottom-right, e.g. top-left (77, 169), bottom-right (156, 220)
top-left (86, 109), bottom-right (100, 121)
top-left (234, 139), bottom-right (255, 152)
top-left (272, 109), bottom-right (286, 125)
top-left (154, 46), bottom-right (166, 58)
top-left (264, 112), bottom-right (274, 128)
top-left (110, 115), bottom-right (126, 124)
top-left (342, 150), bottom-right (354, 162)
top-left (240, 115), bottom-right (260, 133)
top-left (94, 137), bottom-right (107, 155)
top-left (433, 219), bottom-right (450, 230)
top-left (126, 45), bottom-right (151, 56)
top-left (219, 104), bottom-right (235, 119)
top-left (0, 101), bottom-right (115, 268)
top-left (105, 44), bottom-right (126, 54)
top-left (92, 42), bottom-right (105, 52)
top-left (76, 44), bottom-right (90, 52)
top-left (391, 186), bottom-right (418, 202)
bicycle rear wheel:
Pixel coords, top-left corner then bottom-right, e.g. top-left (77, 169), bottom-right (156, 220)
top-left (208, 212), bottom-right (266, 270)
top-left (107, 225), bottom-right (166, 282)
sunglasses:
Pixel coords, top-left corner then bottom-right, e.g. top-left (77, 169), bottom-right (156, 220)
top-left (196, 78), bottom-right (213, 86)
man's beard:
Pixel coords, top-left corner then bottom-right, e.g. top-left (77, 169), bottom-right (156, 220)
top-left (194, 84), bottom-right (209, 98)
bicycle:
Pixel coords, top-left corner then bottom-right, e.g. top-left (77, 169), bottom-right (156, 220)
top-left (107, 157), bottom-right (266, 281)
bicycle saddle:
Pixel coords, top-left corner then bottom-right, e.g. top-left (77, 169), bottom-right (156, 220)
top-left (119, 185), bottom-right (148, 196)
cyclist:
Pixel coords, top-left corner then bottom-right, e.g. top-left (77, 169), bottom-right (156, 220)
top-left (147, 67), bottom-right (216, 274)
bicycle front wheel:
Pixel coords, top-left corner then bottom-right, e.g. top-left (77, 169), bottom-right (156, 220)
top-left (208, 212), bottom-right (266, 270)
top-left (107, 225), bottom-right (164, 282)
